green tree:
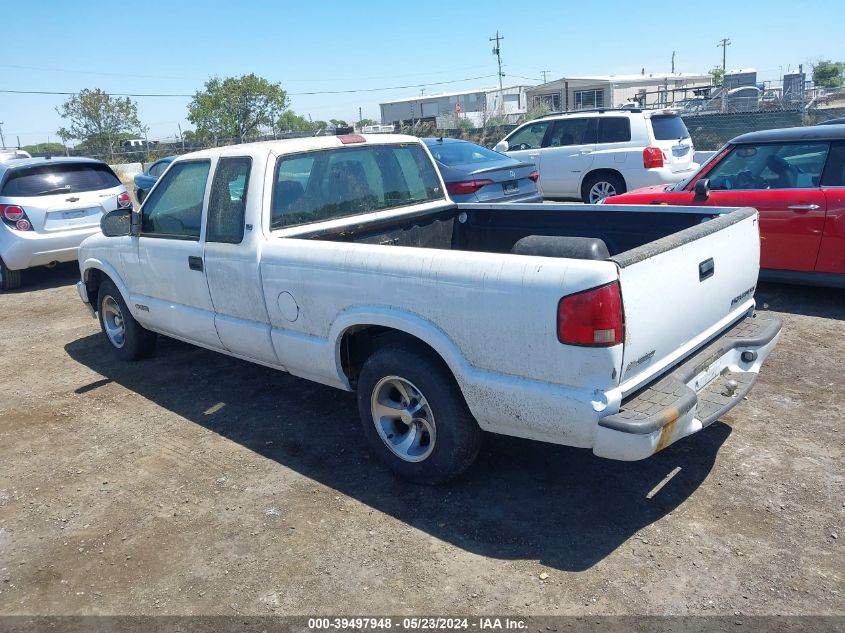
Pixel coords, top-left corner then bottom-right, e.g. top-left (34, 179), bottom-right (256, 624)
top-left (22, 142), bottom-right (67, 156)
top-left (709, 66), bottom-right (725, 85)
top-left (311, 120), bottom-right (329, 133)
top-left (523, 101), bottom-right (551, 122)
top-left (357, 118), bottom-right (376, 128)
top-left (812, 60), bottom-right (844, 89)
top-left (188, 74), bottom-right (289, 143)
top-left (277, 110), bottom-right (311, 132)
top-left (56, 88), bottom-right (145, 159)
top-left (329, 119), bottom-right (350, 128)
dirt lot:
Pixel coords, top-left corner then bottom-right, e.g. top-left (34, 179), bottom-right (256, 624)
top-left (0, 263), bottom-right (842, 616)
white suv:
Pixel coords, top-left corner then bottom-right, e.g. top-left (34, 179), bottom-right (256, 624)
top-left (495, 109), bottom-right (698, 203)
top-left (0, 157), bottom-right (130, 290)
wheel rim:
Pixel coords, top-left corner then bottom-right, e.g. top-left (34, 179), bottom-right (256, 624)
top-left (589, 180), bottom-right (617, 203)
top-left (101, 295), bottom-right (126, 348)
top-left (370, 376), bottom-right (436, 463)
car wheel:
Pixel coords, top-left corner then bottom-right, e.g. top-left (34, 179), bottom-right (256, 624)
top-left (357, 344), bottom-right (482, 485)
top-left (97, 278), bottom-right (156, 361)
top-left (582, 173), bottom-right (626, 204)
top-left (0, 257), bottom-right (22, 291)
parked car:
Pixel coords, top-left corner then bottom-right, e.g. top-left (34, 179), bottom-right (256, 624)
top-left (134, 156), bottom-right (175, 203)
top-left (494, 108), bottom-right (698, 203)
top-left (0, 149), bottom-right (32, 162)
top-left (76, 133), bottom-right (780, 483)
top-left (422, 137), bottom-right (541, 203)
top-left (818, 117), bottom-right (845, 126)
top-left (1, 157), bottom-right (130, 290)
top-left (603, 124), bottom-right (845, 288)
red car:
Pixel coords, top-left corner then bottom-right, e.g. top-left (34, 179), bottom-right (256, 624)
top-left (604, 125), bottom-right (845, 288)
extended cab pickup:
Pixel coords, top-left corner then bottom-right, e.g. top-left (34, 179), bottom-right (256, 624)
top-left (76, 134), bottom-right (781, 483)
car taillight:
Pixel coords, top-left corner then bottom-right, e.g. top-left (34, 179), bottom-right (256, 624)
top-left (528, 170), bottom-right (540, 182)
top-left (1, 205), bottom-right (25, 221)
top-left (643, 147), bottom-right (664, 169)
top-left (15, 219), bottom-right (31, 231)
top-left (117, 192), bottom-right (131, 208)
top-left (446, 179), bottom-right (494, 196)
top-left (557, 281), bottom-right (624, 347)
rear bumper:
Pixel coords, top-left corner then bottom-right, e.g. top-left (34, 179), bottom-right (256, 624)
top-left (592, 313), bottom-right (782, 460)
top-left (0, 225), bottom-right (101, 270)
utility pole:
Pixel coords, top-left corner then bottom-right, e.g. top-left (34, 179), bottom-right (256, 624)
top-left (358, 106), bottom-right (362, 124)
top-left (541, 70), bottom-right (551, 84)
top-left (177, 123), bottom-right (185, 152)
top-left (489, 31), bottom-right (505, 112)
top-left (717, 37), bottom-right (731, 75)
top-left (0, 121), bottom-right (5, 149)
top-left (671, 51), bottom-right (676, 73)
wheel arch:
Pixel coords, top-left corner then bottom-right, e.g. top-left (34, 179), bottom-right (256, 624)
top-left (80, 259), bottom-right (131, 312)
top-left (580, 168), bottom-right (627, 197)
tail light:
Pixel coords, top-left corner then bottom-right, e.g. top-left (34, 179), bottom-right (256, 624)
top-left (0, 204), bottom-right (33, 231)
top-left (557, 281), bottom-right (624, 347)
top-left (528, 171), bottom-right (540, 182)
top-left (643, 147), bottom-right (664, 169)
top-left (446, 179), bottom-right (494, 196)
top-left (117, 191), bottom-right (132, 208)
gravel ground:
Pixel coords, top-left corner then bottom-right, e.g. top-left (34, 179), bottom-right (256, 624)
top-left (0, 263), bottom-right (842, 616)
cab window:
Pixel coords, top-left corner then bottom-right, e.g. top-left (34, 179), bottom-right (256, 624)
top-left (705, 142), bottom-right (829, 190)
top-left (505, 121), bottom-right (551, 150)
top-left (821, 141), bottom-right (845, 186)
top-left (141, 160), bottom-right (210, 238)
top-left (206, 157), bottom-right (251, 244)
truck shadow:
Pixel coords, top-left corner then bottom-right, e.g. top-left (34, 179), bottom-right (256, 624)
top-left (65, 333), bottom-right (729, 572)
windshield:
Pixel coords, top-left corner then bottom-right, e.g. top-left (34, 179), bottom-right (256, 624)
top-left (1, 163), bottom-right (120, 196)
top-left (427, 141), bottom-right (506, 166)
top-left (650, 114), bottom-right (690, 141)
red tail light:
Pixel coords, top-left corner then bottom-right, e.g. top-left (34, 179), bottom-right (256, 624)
top-left (117, 192), bottom-right (131, 208)
top-left (15, 219), bottom-right (31, 231)
top-left (0, 205), bottom-right (25, 221)
top-left (643, 147), bottom-right (664, 169)
top-left (528, 170), bottom-right (540, 182)
top-left (446, 179), bottom-right (494, 196)
top-left (557, 281), bottom-right (624, 347)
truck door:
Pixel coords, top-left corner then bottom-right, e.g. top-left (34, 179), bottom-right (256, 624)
top-left (816, 140), bottom-right (845, 274)
top-left (133, 159), bottom-right (222, 349)
top-left (203, 156), bottom-right (282, 366)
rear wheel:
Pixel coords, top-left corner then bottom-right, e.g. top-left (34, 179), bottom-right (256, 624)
top-left (97, 279), bottom-right (156, 360)
top-left (0, 257), bottom-right (22, 291)
top-left (582, 172), bottom-right (626, 204)
top-left (357, 345), bottom-right (482, 485)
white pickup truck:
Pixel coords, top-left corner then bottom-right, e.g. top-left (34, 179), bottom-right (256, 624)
top-left (76, 134), bottom-right (781, 483)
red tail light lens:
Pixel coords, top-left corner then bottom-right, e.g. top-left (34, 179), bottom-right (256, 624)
top-left (446, 179), bottom-right (494, 196)
top-left (117, 192), bottom-right (131, 208)
top-left (557, 281), bottom-right (624, 346)
top-left (528, 170), bottom-right (540, 182)
top-left (643, 147), bottom-right (664, 169)
top-left (15, 219), bottom-right (31, 231)
top-left (1, 205), bottom-right (25, 221)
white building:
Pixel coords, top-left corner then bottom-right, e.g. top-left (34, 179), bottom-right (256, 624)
top-left (525, 72), bottom-right (713, 111)
top-left (379, 85), bottom-right (530, 127)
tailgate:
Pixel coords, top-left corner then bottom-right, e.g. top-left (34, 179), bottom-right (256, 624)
top-left (613, 207), bottom-right (760, 394)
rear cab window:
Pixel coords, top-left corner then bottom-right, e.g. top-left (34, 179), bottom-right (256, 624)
top-left (271, 144), bottom-right (443, 229)
top-left (650, 115), bottom-right (690, 141)
top-left (1, 162), bottom-right (121, 197)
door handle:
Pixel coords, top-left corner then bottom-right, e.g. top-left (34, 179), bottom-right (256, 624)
top-left (787, 204), bottom-right (820, 211)
top-left (188, 256), bottom-right (203, 272)
top-left (699, 257), bottom-right (715, 281)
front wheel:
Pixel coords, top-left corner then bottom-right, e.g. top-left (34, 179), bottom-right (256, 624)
top-left (97, 279), bottom-right (156, 361)
top-left (357, 345), bottom-right (482, 485)
top-left (582, 172), bottom-right (626, 204)
top-left (0, 257), bottom-right (22, 291)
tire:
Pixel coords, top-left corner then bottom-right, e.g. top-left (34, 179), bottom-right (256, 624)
top-left (357, 345), bottom-right (482, 485)
top-left (582, 172), bottom-right (626, 204)
top-left (136, 189), bottom-right (145, 204)
top-left (0, 257), bottom-right (22, 291)
top-left (97, 278), bottom-right (156, 361)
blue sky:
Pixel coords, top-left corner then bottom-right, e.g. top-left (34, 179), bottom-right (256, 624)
top-left (2, 0), bottom-right (843, 147)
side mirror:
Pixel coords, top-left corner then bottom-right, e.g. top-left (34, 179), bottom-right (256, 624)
top-left (494, 140), bottom-right (508, 153)
top-left (693, 178), bottom-right (711, 201)
top-left (100, 208), bottom-right (132, 237)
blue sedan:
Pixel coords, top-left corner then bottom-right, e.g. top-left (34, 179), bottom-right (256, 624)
top-left (422, 138), bottom-right (541, 203)
top-left (134, 156), bottom-right (176, 203)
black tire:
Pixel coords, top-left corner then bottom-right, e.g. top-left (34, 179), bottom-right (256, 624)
top-left (357, 345), bottom-right (482, 485)
top-left (0, 257), bottom-right (22, 291)
top-left (136, 189), bottom-right (145, 204)
top-left (97, 278), bottom-right (156, 361)
top-left (581, 172), bottom-right (626, 204)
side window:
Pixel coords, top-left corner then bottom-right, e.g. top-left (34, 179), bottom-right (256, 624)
top-left (821, 141), bottom-right (845, 186)
top-left (598, 118), bottom-right (632, 143)
top-left (206, 157), bottom-right (251, 244)
top-left (546, 118), bottom-right (597, 147)
top-left (150, 161), bottom-right (170, 178)
top-left (706, 143), bottom-right (829, 191)
top-left (506, 122), bottom-right (551, 150)
top-left (141, 160), bottom-right (210, 238)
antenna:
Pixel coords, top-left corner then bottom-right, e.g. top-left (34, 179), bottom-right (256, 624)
top-left (489, 31), bottom-right (505, 111)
